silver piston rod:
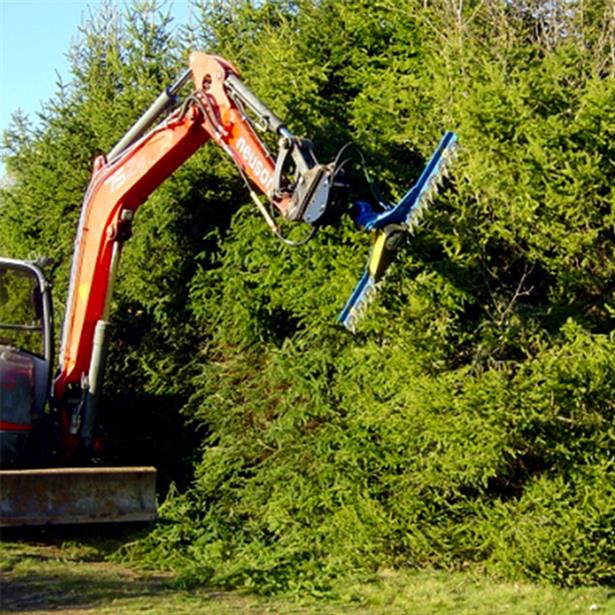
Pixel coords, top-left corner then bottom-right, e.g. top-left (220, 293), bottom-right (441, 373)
top-left (78, 231), bottom-right (124, 447)
top-left (225, 73), bottom-right (290, 137)
top-left (107, 69), bottom-right (192, 161)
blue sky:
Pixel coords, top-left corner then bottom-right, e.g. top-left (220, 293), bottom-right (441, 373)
top-left (0, 0), bottom-right (191, 173)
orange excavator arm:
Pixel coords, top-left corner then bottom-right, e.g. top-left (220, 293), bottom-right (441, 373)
top-left (51, 51), bottom-right (459, 457)
top-left (52, 52), bottom-right (344, 455)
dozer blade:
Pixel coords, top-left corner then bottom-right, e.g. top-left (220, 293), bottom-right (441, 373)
top-left (339, 132), bottom-right (459, 333)
top-left (0, 466), bottom-right (157, 527)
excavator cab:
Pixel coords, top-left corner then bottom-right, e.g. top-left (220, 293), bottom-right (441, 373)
top-left (0, 258), bottom-right (53, 466)
top-left (0, 259), bottom-right (157, 526)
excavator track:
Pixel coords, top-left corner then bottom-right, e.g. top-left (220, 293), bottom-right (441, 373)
top-left (0, 466), bottom-right (157, 526)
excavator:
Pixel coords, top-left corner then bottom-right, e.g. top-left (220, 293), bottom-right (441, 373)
top-left (0, 52), bottom-right (458, 526)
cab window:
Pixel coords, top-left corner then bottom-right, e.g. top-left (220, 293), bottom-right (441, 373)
top-left (0, 266), bottom-right (45, 357)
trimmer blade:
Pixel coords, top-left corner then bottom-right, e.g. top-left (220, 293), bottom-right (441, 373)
top-left (339, 132), bottom-right (459, 333)
top-left (338, 224), bottom-right (404, 332)
top-left (361, 131), bottom-right (459, 232)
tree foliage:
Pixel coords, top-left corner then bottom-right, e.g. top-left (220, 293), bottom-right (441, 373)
top-left (1, 0), bottom-right (613, 592)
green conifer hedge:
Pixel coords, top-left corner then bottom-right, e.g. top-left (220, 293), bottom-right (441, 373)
top-left (1, 0), bottom-right (613, 593)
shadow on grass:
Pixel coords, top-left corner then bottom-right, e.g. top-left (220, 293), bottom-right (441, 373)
top-left (1, 523), bottom-right (173, 613)
top-left (0, 521), bottom-right (153, 554)
top-left (1, 569), bottom-right (172, 612)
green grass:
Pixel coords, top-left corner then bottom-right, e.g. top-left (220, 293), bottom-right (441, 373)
top-left (0, 530), bottom-right (613, 614)
top-left (338, 569), bottom-right (614, 614)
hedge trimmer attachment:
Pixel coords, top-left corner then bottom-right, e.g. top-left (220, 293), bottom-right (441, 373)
top-left (338, 132), bottom-right (459, 333)
top-left (182, 59), bottom-right (458, 334)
